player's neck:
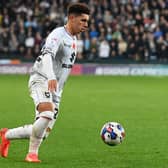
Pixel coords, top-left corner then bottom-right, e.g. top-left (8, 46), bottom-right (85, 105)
top-left (64, 24), bottom-right (75, 36)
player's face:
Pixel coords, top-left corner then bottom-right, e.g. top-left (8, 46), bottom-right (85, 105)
top-left (72, 14), bottom-right (89, 34)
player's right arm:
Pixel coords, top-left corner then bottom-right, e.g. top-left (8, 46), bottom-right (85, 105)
top-left (39, 29), bottom-right (62, 92)
top-left (41, 54), bottom-right (57, 92)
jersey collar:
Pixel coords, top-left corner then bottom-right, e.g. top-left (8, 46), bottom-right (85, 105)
top-left (64, 26), bottom-right (76, 40)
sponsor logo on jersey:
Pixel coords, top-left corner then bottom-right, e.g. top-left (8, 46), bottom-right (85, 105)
top-left (63, 41), bottom-right (71, 48)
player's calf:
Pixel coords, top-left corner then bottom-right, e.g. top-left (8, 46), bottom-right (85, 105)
top-left (26, 109), bottom-right (55, 162)
top-left (43, 107), bottom-right (59, 139)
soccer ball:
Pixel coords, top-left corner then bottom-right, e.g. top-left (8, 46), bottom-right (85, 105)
top-left (100, 122), bottom-right (125, 146)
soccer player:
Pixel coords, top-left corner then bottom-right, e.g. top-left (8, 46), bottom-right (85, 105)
top-left (0, 3), bottom-right (90, 163)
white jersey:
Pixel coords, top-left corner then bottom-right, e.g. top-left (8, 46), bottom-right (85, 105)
top-left (29, 26), bottom-right (77, 105)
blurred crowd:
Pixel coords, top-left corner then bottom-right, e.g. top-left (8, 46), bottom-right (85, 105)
top-left (0, 0), bottom-right (168, 63)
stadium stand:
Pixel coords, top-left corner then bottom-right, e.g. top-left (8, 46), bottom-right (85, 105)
top-left (0, 0), bottom-right (167, 64)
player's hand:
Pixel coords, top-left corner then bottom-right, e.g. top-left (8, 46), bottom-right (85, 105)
top-left (48, 79), bottom-right (57, 92)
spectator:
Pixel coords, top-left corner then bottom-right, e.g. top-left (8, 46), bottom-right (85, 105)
top-left (147, 32), bottom-right (157, 61)
top-left (9, 29), bottom-right (19, 57)
top-left (110, 40), bottom-right (118, 58)
top-left (89, 37), bottom-right (98, 61)
top-left (25, 29), bottom-right (35, 48)
top-left (106, 26), bottom-right (112, 42)
top-left (103, 10), bottom-right (113, 24)
top-left (34, 31), bottom-right (42, 46)
top-left (118, 37), bottom-right (127, 57)
top-left (24, 16), bottom-right (38, 29)
top-left (18, 27), bottom-right (26, 47)
top-left (98, 39), bottom-right (110, 59)
top-left (83, 32), bottom-right (90, 59)
top-left (112, 25), bottom-right (122, 41)
top-left (77, 34), bottom-right (84, 60)
top-left (153, 26), bottom-right (163, 39)
top-left (0, 30), bottom-right (9, 56)
top-left (0, 0), bottom-right (167, 63)
top-left (156, 36), bottom-right (168, 63)
top-left (89, 23), bottom-right (99, 39)
top-left (24, 48), bottom-right (33, 60)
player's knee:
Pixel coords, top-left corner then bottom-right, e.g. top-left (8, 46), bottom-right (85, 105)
top-left (37, 102), bottom-right (54, 120)
top-left (37, 102), bottom-right (54, 112)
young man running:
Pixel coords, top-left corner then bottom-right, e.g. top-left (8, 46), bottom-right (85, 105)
top-left (0, 2), bottom-right (90, 163)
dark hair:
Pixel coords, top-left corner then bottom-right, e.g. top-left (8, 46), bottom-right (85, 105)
top-left (67, 3), bottom-right (90, 16)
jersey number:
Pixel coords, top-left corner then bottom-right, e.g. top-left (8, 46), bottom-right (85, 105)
top-left (70, 52), bottom-right (75, 62)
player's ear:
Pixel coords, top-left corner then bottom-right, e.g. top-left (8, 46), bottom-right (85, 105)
top-left (68, 14), bottom-right (75, 20)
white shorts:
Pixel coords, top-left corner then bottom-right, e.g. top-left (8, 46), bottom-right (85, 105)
top-left (29, 81), bottom-right (52, 106)
top-left (29, 80), bottom-right (61, 109)
top-left (28, 73), bottom-right (62, 115)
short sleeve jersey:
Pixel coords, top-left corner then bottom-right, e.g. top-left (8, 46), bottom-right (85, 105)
top-left (30, 26), bottom-right (77, 93)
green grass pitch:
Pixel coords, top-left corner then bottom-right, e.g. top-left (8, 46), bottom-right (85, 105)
top-left (0, 74), bottom-right (168, 168)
